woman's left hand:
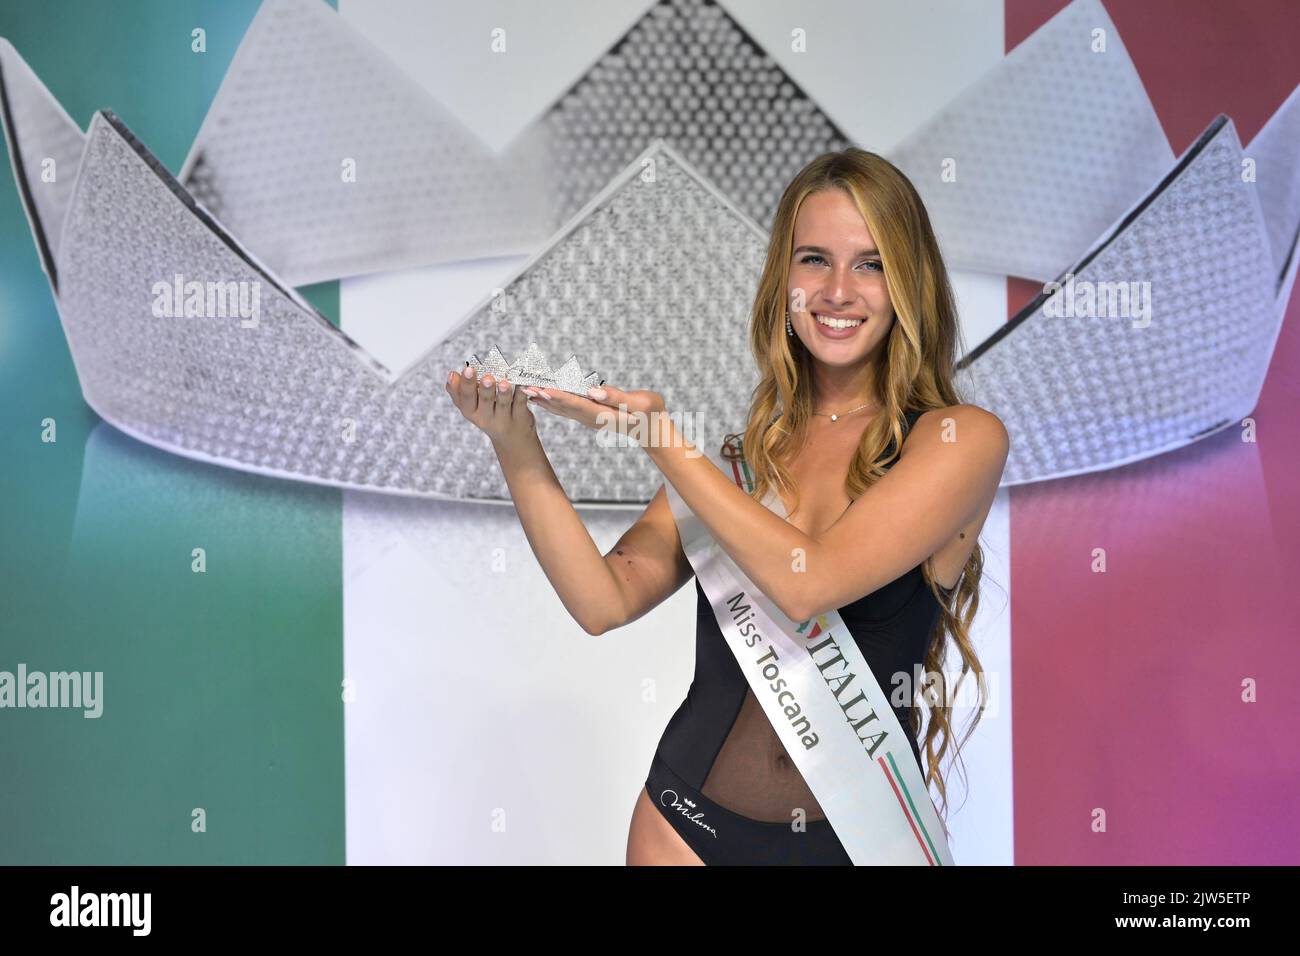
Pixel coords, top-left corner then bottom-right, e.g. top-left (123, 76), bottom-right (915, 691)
top-left (523, 383), bottom-right (666, 432)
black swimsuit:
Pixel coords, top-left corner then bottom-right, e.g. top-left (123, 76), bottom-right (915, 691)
top-left (644, 408), bottom-right (954, 865)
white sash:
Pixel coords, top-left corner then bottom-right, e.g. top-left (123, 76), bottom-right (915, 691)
top-left (663, 437), bottom-right (955, 866)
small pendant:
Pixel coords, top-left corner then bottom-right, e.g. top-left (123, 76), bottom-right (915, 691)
top-left (830, 414), bottom-right (838, 422)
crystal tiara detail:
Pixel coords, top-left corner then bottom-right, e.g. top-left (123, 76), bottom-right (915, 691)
top-left (465, 343), bottom-right (606, 395)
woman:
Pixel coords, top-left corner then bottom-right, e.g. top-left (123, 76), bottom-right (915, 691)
top-left (445, 148), bottom-right (1009, 865)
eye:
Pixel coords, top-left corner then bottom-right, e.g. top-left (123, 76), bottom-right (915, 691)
top-left (796, 254), bottom-right (884, 272)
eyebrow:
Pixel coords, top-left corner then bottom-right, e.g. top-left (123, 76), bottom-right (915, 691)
top-left (792, 244), bottom-right (880, 258)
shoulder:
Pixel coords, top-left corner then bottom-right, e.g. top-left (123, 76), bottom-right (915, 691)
top-left (904, 404), bottom-right (1009, 464)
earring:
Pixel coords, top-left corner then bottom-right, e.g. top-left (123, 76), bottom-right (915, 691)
top-left (785, 311), bottom-right (794, 336)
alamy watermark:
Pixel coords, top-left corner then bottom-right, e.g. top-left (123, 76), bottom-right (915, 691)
top-left (0, 664), bottom-right (103, 718)
top-left (1043, 272), bottom-right (1151, 329)
top-left (50, 886), bottom-right (150, 935)
top-left (595, 406), bottom-right (706, 458)
top-left (889, 664), bottom-right (999, 719)
top-left (151, 273), bottom-right (261, 328)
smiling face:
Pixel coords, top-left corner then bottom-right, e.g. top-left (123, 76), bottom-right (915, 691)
top-left (786, 187), bottom-right (895, 369)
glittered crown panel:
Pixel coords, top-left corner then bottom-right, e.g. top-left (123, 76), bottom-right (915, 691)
top-left (53, 110), bottom-right (764, 505)
top-left (179, 0), bottom-right (850, 286)
top-left (0, 37), bottom-right (87, 293)
top-left (888, 0), bottom-right (1174, 283)
top-left (955, 115), bottom-right (1283, 486)
top-left (172, 0), bottom-right (1241, 287)
top-left (3, 6), bottom-right (1298, 501)
top-left (177, 0), bottom-right (559, 288)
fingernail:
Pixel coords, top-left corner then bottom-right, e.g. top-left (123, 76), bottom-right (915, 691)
top-left (466, 366), bottom-right (476, 379)
top-left (534, 390), bottom-right (551, 400)
top-left (447, 371), bottom-right (455, 384)
top-left (587, 387), bottom-right (608, 400)
top-left (497, 382), bottom-right (510, 393)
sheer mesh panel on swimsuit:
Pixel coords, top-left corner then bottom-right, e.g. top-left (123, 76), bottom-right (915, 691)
top-left (699, 687), bottom-right (829, 823)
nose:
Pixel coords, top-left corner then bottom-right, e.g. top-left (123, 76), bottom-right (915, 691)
top-left (819, 264), bottom-right (857, 309)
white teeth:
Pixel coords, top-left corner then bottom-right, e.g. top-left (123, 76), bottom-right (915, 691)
top-left (815, 313), bottom-right (863, 330)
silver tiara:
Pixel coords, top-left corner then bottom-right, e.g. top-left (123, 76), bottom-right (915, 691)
top-left (465, 343), bottom-right (606, 395)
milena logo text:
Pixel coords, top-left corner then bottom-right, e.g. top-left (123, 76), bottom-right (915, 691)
top-left (151, 273), bottom-right (261, 328)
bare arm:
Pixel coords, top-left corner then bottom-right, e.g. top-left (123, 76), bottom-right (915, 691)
top-left (447, 366), bottom-right (691, 635)
top-left (641, 404), bottom-right (1009, 621)
top-left (495, 434), bottom-right (692, 634)
top-left (508, 381), bottom-right (1007, 624)
top-left (595, 482), bottom-right (694, 632)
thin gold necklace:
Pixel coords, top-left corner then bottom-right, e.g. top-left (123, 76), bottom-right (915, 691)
top-left (813, 400), bottom-right (877, 423)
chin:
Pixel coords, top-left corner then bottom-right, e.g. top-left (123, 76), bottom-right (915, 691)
top-left (806, 340), bottom-right (877, 364)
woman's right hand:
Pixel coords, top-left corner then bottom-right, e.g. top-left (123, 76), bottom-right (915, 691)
top-left (445, 366), bottom-right (537, 447)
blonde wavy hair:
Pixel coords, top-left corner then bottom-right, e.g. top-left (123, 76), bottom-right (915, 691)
top-left (723, 147), bottom-right (988, 831)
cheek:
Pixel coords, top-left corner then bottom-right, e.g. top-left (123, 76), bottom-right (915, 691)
top-left (871, 315), bottom-right (896, 346)
top-left (868, 280), bottom-right (891, 309)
